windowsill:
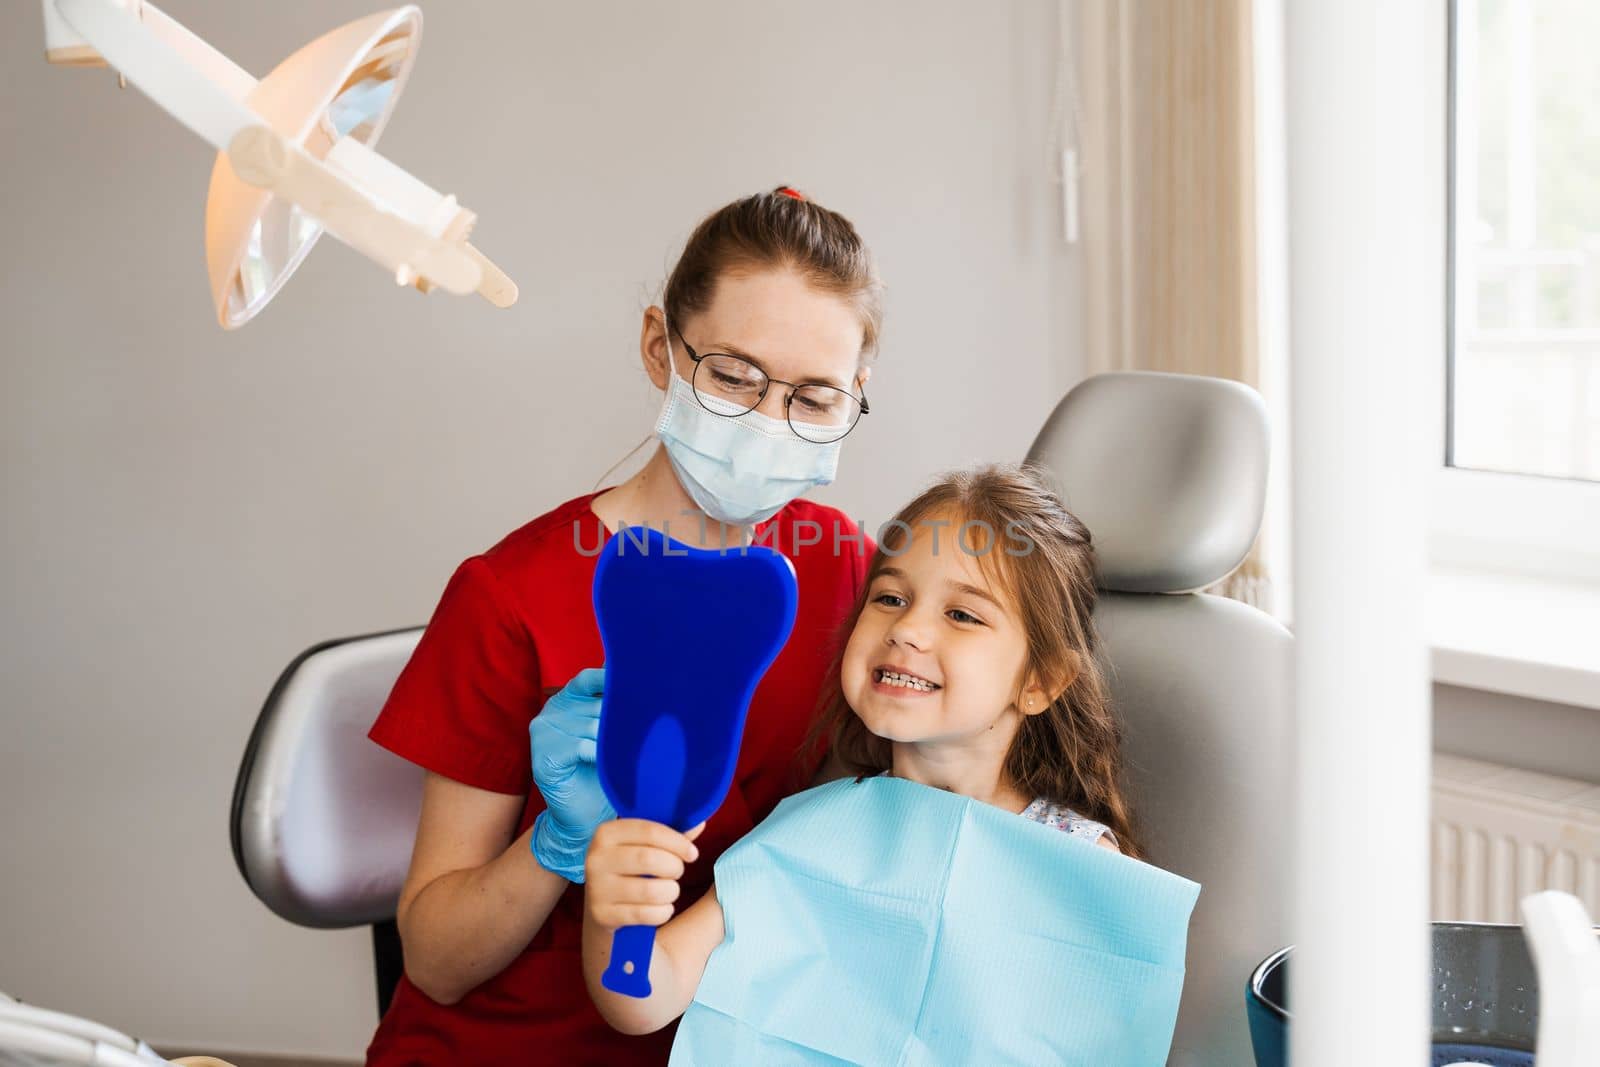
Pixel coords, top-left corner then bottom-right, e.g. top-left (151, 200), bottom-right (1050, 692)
top-left (1430, 567), bottom-right (1600, 711)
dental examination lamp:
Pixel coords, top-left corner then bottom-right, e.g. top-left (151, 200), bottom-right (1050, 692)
top-left (40, 0), bottom-right (517, 329)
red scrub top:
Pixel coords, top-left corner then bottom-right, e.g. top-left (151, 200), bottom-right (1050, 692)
top-left (365, 489), bottom-right (873, 1066)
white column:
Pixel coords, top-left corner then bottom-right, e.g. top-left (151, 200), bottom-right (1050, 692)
top-left (1284, 2), bottom-right (1438, 1065)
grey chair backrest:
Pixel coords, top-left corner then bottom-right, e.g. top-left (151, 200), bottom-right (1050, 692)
top-left (1026, 371), bottom-right (1292, 1066)
top-left (231, 628), bottom-right (426, 929)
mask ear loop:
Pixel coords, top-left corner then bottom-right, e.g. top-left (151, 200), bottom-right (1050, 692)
top-left (660, 307), bottom-right (704, 403)
top-left (658, 306), bottom-right (748, 547)
top-left (659, 303), bottom-right (792, 547)
top-left (599, 305), bottom-right (681, 495)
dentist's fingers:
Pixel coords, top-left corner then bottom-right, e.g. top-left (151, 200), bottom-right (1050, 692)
top-left (542, 666), bottom-right (607, 700)
top-left (548, 712), bottom-right (601, 743)
top-left (567, 666), bottom-right (606, 696)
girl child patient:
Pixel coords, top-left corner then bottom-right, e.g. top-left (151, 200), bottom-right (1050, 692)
top-left (581, 462), bottom-right (1152, 1044)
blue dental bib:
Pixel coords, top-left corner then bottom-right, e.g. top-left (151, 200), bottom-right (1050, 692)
top-left (671, 775), bottom-right (1201, 1066)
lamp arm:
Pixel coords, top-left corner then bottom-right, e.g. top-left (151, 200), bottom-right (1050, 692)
top-left (227, 126), bottom-right (483, 297)
top-left (46, 0), bottom-right (257, 149)
top-left (43, 0), bottom-right (515, 309)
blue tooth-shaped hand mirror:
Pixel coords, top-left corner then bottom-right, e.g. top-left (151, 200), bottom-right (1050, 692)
top-left (592, 524), bottom-right (799, 998)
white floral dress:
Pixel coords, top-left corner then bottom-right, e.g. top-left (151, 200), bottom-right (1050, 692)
top-left (872, 772), bottom-right (1115, 847)
top-left (1019, 797), bottom-right (1117, 848)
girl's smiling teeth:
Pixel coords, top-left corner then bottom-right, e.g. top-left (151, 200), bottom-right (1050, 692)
top-left (873, 667), bottom-right (941, 692)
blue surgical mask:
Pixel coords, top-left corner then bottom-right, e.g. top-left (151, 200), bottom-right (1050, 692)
top-left (654, 320), bottom-right (843, 527)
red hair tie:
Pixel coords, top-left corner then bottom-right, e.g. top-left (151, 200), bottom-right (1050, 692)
top-left (778, 186), bottom-right (805, 201)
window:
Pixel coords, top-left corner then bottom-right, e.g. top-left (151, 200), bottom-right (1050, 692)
top-left (1448, 0), bottom-right (1600, 484)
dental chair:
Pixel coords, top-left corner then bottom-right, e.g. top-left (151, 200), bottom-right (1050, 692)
top-left (230, 628), bottom-right (424, 1017)
top-left (1026, 370), bottom-right (1290, 1065)
top-left (232, 370), bottom-right (1289, 1063)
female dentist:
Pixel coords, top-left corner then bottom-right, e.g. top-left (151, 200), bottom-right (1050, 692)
top-left (363, 187), bottom-right (883, 1065)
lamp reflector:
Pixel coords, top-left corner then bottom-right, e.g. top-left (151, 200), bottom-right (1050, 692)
top-left (204, 7), bottom-right (421, 328)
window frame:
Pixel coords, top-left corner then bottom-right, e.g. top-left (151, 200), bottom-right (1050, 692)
top-left (1437, 0), bottom-right (1600, 583)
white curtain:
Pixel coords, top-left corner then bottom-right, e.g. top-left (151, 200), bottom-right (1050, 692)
top-left (1076, 0), bottom-right (1274, 611)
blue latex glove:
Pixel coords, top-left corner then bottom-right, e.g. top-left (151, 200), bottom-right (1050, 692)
top-left (530, 666), bottom-right (616, 882)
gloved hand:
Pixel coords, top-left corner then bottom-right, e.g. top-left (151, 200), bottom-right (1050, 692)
top-left (530, 666), bottom-right (616, 882)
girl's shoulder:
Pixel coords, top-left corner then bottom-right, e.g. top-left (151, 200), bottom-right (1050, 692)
top-left (1019, 798), bottom-right (1117, 848)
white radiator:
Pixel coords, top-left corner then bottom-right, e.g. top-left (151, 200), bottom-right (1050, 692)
top-left (1432, 753), bottom-right (1600, 923)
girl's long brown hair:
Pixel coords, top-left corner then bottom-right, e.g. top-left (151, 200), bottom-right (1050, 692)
top-left (803, 462), bottom-right (1144, 858)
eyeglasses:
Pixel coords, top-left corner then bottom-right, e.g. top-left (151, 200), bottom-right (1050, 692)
top-left (670, 324), bottom-right (870, 444)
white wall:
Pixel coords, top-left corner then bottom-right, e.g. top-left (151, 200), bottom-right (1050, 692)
top-left (0, 1), bottom-right (1082, 1058)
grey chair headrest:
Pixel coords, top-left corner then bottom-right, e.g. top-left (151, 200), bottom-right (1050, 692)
top-left (1025, 372), bottom-right (1269, 594)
